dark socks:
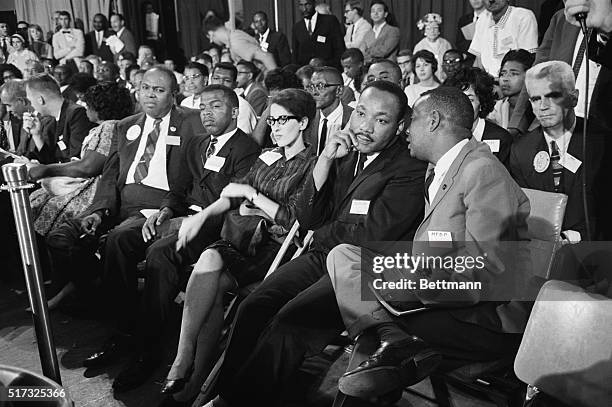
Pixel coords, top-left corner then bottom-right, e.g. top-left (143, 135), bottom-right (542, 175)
top-left (375, 322), bottom-right (412, 344)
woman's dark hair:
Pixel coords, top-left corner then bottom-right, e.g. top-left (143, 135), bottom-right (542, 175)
top-left (411, 49), bottom-right (438, 74)
top-left (443, 67), bottom-right (496, 118)
top-left (264, 68), bottom-right (300, 92)
top-left (269, 89), bottom-right (316, 123)
top-left (500, 49), bottom-right (535, 74)
top-left (1, 64), bottom-right (23, 80)
top-left (83, 82), bottom-right (134, 120)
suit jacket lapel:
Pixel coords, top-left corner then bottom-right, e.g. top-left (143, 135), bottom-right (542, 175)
top-left (55, 101), bottom-right (68, 140)
top-left (119, 113), bottom-right (146, 185)
top-left (10, 117), bottom-right (21, 146)
top-left (341, 104), bottom-right (352, 128)
top-left (560, 21), bottom-right (580, 64)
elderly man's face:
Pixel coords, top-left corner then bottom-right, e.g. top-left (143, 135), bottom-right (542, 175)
top-left (139, 69), bottom-right (175, 118)
top-left (199, 90), bottom-right (236, 136)
top-left (528, 78), bottom-right (572, 131)
top-left (442, 51), bottom-right (463, 78)
top-left (349, 86), bottom-right (402, 154)
top-left (1, 90), bottom-right (30, 119)
top-left (308, 71), bottom-right (342, 111)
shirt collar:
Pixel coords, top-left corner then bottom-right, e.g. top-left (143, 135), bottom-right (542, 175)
top-left (305, 12), bottom-right (318, 30)
top-left (146, 109), bottom-right (172, 125)
top-left (543, 121), bottom-right (576, 156)
top-left (116, 27), bottom-right (125, 36)
top-left (321, 102), bottom-right (343, 122)
top-left (472, 117), bottom-right (486, 141)
top-left (434, 138), bottom-right (470, 176)
top-left (210, 127), bottom-right (238, 154)
top-left (244, 82), bottom-right (254, 95)
top-left (373, 21), bottom-right (386, 36)
top-left (260, 28), bottom-right (270, 42)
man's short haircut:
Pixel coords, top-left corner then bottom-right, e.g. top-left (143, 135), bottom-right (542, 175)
top-left (411, 49), bottom-right (438, 74)
top-left (24, 73), bottom-right (61, 96)
top-left (145, 66), bottom-right (179, 93)
top-left (443, 48), bottom-right (464, 61)
top-left (341, 48), bottom-right (364, 64)
top-left (370, 1), bottom-right (389, 13)
top-left (203, 15), bottom-right (225, 32)
top-left (369, 59), bottom-right (402, 83)
top-left (213, 62), bottom-right (238, 82)
top-left (397, 49), bottom-right (413, 58)
top-left (345, 0), bottom-right (364, 16)
top-left (99, 61), bottom-right (120, 79)
top-left (0, 79), bottom-right (27, 100)
top-left (420, 86), bottom-right (474, 131)
top-left (270, 88), bottom-right (317, 123)
top-left (361, 80), bottom-right (408, 122)
top-left (202, 84), bottom-right (239, 109)
top-left (525, 61), bottom-right (575, 98)
top-left (500, 49), bottom-right (535, 73)
top-left (58, 11), bottom-right (71, 20)
top-left (93, 13), bottom-right (108, 24)
top-left (111, 13), bottom-right (125, 22)
top-left (185, 62), bottom-right (209, 78)
top-left (3, 64), bottom-right (23, 79)
top-left (313, 66), bottom-right (343, 84)
top-left (236, 60), bottom-right (259, 77)
top-left (443, 67), bottom-right (496, 118)
top-left (254, 11), bottom-right (268, 21)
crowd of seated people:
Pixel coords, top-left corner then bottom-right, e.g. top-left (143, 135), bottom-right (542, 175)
top-left (0, 0), bottom-right (611, 406)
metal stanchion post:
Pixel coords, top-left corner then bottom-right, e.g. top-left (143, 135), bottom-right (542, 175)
top-left (1, 163), bottom-right (62, 384)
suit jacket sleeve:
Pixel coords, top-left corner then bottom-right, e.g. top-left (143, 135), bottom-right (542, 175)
top-left (67, 29), bottom-right (85, 59)
top-left (247, 88), bottom-right (268, 117)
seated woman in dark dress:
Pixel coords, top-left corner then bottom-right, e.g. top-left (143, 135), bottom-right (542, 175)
top-left (164, 89), bottom-right (318, 402)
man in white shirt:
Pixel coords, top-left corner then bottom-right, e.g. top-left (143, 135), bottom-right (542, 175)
top-left (52, 11), bottom-right (85, 64)
top-left (210, 62), bottom-right (257, 135)
top-left (469, 0), bottom-right (538, 76)
top-left (343, 0), bottom-right (371, 50)
top-left (180, 62), bottom-right (209, 109)
top-left (84, 13), bottom-right (115, 62)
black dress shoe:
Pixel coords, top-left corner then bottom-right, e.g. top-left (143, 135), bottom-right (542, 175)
top-left (112, 354), bottom-right (160, 393)
top-left (338, 336), bottom-right (441, 399)
top-left (83, 335), bottom-right (133, 368)
top-left (160, 377), bottom-right (188, 395)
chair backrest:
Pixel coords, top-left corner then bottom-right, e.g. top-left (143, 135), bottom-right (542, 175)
top-left (514, 280), bottom-right (612, 407)
top-left (522, 188), bottom-right (567, 279)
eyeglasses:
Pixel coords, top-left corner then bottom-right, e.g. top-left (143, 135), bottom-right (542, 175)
top-left (237, 71), bottom-right (252, 75)
top-left (307, 83), bottom-right (342, 92)
top-left (184, 73), bottom-right (203, 81)
top-left (266, 115), bottom-right (300, 126)
top-left (443, 58), bottom-right (462, 65)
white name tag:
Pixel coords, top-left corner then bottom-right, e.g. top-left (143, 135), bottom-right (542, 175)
top-left (166, 135), bottom-right (181, 146)
top-left (204, 155), bottom-right (226, 172)
top-left (560, 153), bottom-right (582, 173)
top-left (484, 139), bottom-right (500, 153)
top-left (189, 204), bottom-right (203, 212)
top-left (317, 35), bottom-right (326, 43)
top-left (428, 231), bottom-right (452, 241)
top-left (259, 151), bottom-right (283, 166)
top-left (350, 199), bottom-right (370, 215)
top-left (58, 140), bottom-right (67, 151)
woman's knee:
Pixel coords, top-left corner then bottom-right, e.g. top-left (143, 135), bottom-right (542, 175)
top-left (192, 249), bottom-right (224, 275)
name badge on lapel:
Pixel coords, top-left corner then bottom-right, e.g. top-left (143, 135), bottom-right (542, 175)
top-left (560, 153), bottom-right (582, 173)
top-left (350, 199), bottom-right (370, 215)
top-left (166, 135), bottom-right (181, 146)
top-left (204, 155), bottom-right (226, 172)
top-left (317, 35), bottom-right (326, 43)
top-left (259, 151), bottom-right (283, 166)
top-left (483, 139), bottom-right (500, 153)
top-left (428, 231), bottom-right (453, 248)
top-left (57, 140), bottom-right (67, 151)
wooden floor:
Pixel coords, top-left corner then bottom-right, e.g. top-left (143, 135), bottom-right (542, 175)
top-left (0, 273), bottom-right (495, 407)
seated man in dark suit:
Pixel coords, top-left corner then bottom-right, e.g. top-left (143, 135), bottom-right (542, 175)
top-left (445, 67), bottom-right (513, 165)
top-left (510, 60), bottom-right (604, 241)
top-left (23, 73), bottom-right (95, 163)
top-left (86, 85), bottom-right (261, 392)
top-left (236, 60), bottom-right (268, 117)
top-left (304, 66), bottom-right (353, 155)
top-left (206, 81), bottom-right (427, 407)
top-left (252, 11), bottom-right (292, 67)
top-left (327, 86), bottom-right (530, 401)
top-left (84, 13), bottom-right (115, 63)
top-left (42, 66), bottom-right (202, 375)
top-left (292, 0), bottom-right (346, 69)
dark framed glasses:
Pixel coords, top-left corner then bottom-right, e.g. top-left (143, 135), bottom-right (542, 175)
top-left (307, 83), bottom-right (342, 92)
top-left (266, 115), bottom-right (300, 126)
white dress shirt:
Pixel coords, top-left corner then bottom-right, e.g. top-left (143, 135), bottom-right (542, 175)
top-left (428, 139), bottom-right (470, 202)
top-left (372, 22), bottom-right (386, 39)
top-left (318, 103), bottom-right (344, 148)
top-left (180, 94), bottom-right (202, 109)
top-left (305, 12), bottom-right (319, 34)
top-left (3, 119), bottom-right (15, 151)
top-left (126, 112), bottom-right (172, 190)
top-left (472, 117), bottom-right (486, 141)
top-left (209, 128), bottom-right (238, 156)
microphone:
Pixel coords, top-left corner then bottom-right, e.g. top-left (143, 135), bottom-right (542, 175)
top-left (575, 12), bottom-right (588, 34)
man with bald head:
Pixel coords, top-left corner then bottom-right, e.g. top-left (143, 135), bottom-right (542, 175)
top-left (364, 58), bottom-right (402, 85)
top-left (326, 86), bottom-right (529, 401)
top-left (45, 66), bottom-right (204, 384)
top-left (304, 66), bottom-right (353, 155)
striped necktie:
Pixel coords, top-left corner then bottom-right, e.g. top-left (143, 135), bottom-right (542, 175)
top-left (206, 136), bottom-right (218, 159)
top-left (0, 121), bottom-right (9, 150)
top-left (550, 140), bottom-right (563, 193)
top-left (424, 168), bottom-right (435, 203)
top-left (134, 118), bottom-right (162, 183)
top-left (572, 29), bottom-right (592, 78)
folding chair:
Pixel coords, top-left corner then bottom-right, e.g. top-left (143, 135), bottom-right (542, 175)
top-left (194, 221), bottom-right (313, 405)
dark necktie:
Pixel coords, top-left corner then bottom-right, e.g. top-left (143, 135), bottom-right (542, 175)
top-left (424, 168), bottom-right (435, 203)
top-left (572, 29), bottom-right (592, 78)
top-left (0, 121), bottom-right (9, 151)
top-left (318, 118), bottom-right (327, 156)
top-left (133, 118), bottom-right (162, 183)
top-left (206, 136), bottom-right (218, 159)
top-left (353, 152), bottom-right (367, 178)
top-left (550, 140), bottom-right (563, 193)
top-left (349, 24), bottom-right (355, 43)
top-left (306, 19), bottom-right (312, 36)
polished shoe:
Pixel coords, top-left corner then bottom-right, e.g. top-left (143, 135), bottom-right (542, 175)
top-left (112, 354), bottom-right (160, 393)
top-left (160, 377), bottom-right (188, 395)
top-left (338, 336), bottom-right (441, 399)
top-left (82, 335), bottom-right (133, 368)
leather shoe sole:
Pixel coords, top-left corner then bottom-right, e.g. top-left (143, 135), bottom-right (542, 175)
top-left (338, 348), bottom-right (441, 398)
